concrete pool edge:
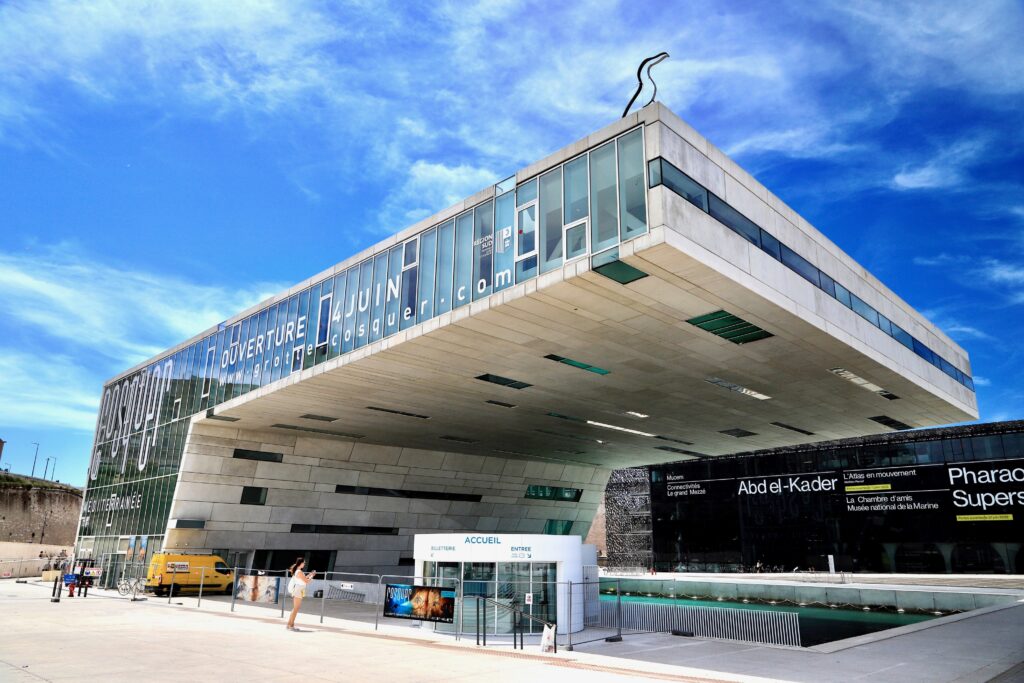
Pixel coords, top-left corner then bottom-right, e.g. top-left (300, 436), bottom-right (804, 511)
top-left (806, 598), bottom-right (1024, 653)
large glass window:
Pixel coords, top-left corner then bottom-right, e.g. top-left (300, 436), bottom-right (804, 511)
top-left (328, 272), bottom-right (347, 360)
top-left (434, 219), bottom-right (455, 315)
top-left (370, 252), bottom-right (389, 342)
top-left (418, 228), bottom-right (437, 322)
top-left (539, 168), bottom-right (563, 273)
top-left (355, 259), bottom-right (374, 348)
top-left (563, 155), bottom-right (588, 224)
top-left (617, 128), bottom-right (647, 239)
top-left (385, 245), bottom-right (403, 336)
top-left (297, 285), bottom-right (315, 371)
top-left (493, 192), bottom-right (515, 293)
top-left (473, 200), bottom-right (494, 300)
top-left (341, 265), bottom-right (359, 354)
top-left (590, 141), bottom-right (619, 253)
top-left (649, 157), bottom-right (708, 212)
top-left (454, 212), bottom-right (474, 309)
top-left (400, 240), bottom-right (418, 331)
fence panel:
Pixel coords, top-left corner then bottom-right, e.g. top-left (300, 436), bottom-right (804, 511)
top-left (598, 599), bottom-right (801, 647)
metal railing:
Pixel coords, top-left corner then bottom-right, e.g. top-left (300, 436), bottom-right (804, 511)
top-left (464, 595), bottom-right (556, 652)
top-left (0, 557), bottom-right (53, 580)
top-left (598, 599), bottom-right (801, 647)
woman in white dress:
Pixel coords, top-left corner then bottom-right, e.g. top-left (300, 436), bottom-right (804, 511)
top-left (286, 557), bottom-right (316, 631)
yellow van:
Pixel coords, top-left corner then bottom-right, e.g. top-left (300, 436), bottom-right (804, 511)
top-left (145, 553), bottom-right (234, 596)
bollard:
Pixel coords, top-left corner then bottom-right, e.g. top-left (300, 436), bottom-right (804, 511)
top-left (320, 573), bottom-right (327, 624)
top-left (168, 570), bottom-right (175, 604)
top-left (230, 568), bottom-right (238, 613)
top-left (281, 574), bottom-right (286, 619)
top-left (374, 575), bottom-right (382, 631)
top-left (567, 581), bottom-right (573, 651)
top-left (50, 574), bottom-right (61, 603)
top-left (198, 567), bottom-right (205, 608)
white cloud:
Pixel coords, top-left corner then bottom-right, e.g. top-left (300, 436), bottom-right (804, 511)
top-left (0, 352), bottom-right (100, 431)
top-left (892, 138), bottom-right (989, 190)
top-left (0, 243), bottom-right (283, 366)
top-left (973, 376), bottom-right (991, 387)
top-left (379, 160), bottom-right (498, 231)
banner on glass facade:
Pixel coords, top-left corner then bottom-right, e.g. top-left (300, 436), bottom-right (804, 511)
top-left (652, 456), bottom-right (1024, 573)
top-left (383, 584), bottom-right (455, 623)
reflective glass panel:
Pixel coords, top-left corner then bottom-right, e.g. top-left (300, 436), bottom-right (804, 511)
top-left (589, 141), bottom-right (619, 253)
top-left (434, 219), bottom-right (455, 315)
top-left (563, 155), bottom-right (588, 224)
top-left (493, 192), bottom-right (515, 293)
top-left (341, 266), bottom-right (358, 354)
top-left (385, 245), bottom-right (403, 336)
top-left (400, 261), bottom-right (418, 330)
top-left (473, 200), bottom-right (494, 300)
top-left (298, 285), bottom-right (315, 370)
top-left (515, 254), bottom-right (537, 283)
top-left (370, 252), bottom-right (389, 343)
top-left (418, 228), bottom-right (437, 322)
top-left (539, 168), bottom-right (563, 273)
top-left (328, 272), bottom-right (346, 359)
top-left (566, 222), bottom-right (587, 260)
top-left (517, 179), bottom-right (537, 205)
top-left (617, 128), bottom-right (647, 239)
top-left (454, 212), bottom-right (474, 309)
top-left (354, 260), bottom-right (373, 349)
top-left (517, 204), bottom-right (536, 256)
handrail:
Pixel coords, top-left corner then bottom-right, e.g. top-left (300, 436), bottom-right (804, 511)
top-left (464, 595), bottom-right (556, 652)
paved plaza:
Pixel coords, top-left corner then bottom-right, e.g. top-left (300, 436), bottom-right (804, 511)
top-left (1, 580), bottom-right (1022, 682)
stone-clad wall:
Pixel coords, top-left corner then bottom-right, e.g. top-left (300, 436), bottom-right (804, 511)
top-left (0, 482), bottom-right (82, 546)
top-left (166, 422), bottom-right (610, 573)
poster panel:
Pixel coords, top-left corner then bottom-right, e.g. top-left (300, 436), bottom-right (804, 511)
top-left (235, 575), bottom-right (280, 603)
top-left (383, 584), bottom-right (455, 623)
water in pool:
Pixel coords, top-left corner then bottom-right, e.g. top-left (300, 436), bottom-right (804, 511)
top-left (601, 593), bottom-right (938, 646)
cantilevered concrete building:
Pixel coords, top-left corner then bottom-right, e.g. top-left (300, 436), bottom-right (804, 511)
top-left (75, 104), bottom-right (977, 574)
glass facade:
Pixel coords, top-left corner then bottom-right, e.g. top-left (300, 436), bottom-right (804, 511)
top-left (77, 126), bottom-right (649, 558)
top-left (648, 422), bottom-right (1024, 574)
top-left (423, 560), bottom-right (558, 634)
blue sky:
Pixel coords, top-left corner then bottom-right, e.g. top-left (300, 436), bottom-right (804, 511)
top-left (1, 1), bottom-right (1022, 486)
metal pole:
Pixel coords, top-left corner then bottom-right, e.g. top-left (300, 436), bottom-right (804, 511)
top-left (320, 571), bottom-right (327, 624)
top-left (475, 598), bottom-right (480, 646)
top-left (482, 598), bottom-right (487, 647)
top-left (617, 579), bottom-right (623, 640)
top-left (230, 568), bottom-right (238, 612)
top-left (31, 442), bottom-right (39, 478)
top-left (51, 573), bottom-right (60, 602)
top-left (281, 572), bottom-right (286, 619)
top-left (458, 579), bottom-right (464, 640)
top-left (374, 575), bottom-right (382, 631)
top-left (567, 581), bottom-right (573, 651)
top-left (168, 569), bottom-right (175, 604)
top-left (198, 567), bottom-right (204, 608)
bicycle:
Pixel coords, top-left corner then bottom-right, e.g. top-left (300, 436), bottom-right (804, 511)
top-left (117, 576), bottom-right (145, 596)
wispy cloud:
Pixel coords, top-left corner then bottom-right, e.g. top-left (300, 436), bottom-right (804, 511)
top-left (891, 137), bottom-right (990, 190)
top-left (0, 353), bottom-right (100, 431)
top-left (0, 243), bottom-right (283, 366)
top-left (0, 243), bottom-right (285, 435)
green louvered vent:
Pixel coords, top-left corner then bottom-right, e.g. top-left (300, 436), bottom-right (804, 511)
top-left (686, 310), bottom-right (773, 344)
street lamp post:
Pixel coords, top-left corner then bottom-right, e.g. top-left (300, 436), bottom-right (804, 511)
top-left (44, 457), bottom-right (53, 480)
top-left (31, 442), bottom-right (40, 478)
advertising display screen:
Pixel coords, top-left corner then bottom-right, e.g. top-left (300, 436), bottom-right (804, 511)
top-left (383, 584), bottom-right (456, 623)
top-left (651, 453), bottom-right (1024, 574)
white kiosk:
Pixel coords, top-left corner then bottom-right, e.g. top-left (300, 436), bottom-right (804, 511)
top-left (413, 533), bottom-right (597, 634)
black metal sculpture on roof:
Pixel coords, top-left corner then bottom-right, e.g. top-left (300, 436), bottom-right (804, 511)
top-left (622, 52), bottom-right (670, 118)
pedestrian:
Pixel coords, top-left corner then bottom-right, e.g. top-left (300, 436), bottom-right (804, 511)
top-left (286, 557), bottom-right (315, 631)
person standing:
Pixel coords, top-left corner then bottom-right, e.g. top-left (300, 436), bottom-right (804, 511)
top-left (286, 557), bottom-right (315, 631)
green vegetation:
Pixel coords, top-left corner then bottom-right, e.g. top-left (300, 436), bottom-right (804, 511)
top-left (0, 472), bottom-right (80, 493)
